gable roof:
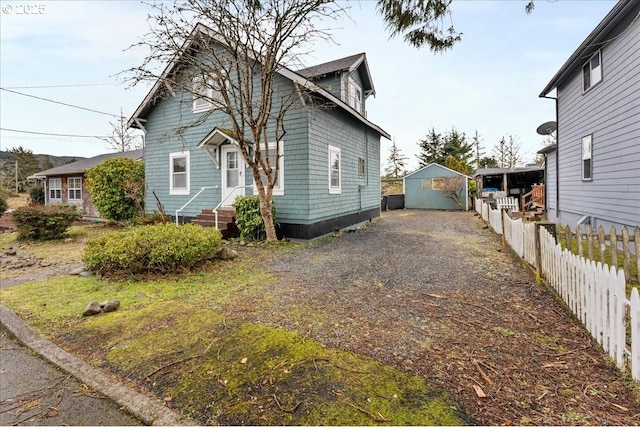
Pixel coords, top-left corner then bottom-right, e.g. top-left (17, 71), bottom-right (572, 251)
top-left (296, 53), bottom-right (375, 96)
top-left (403, 163), bottom-right (472, 180)
top-left (29, 149), bottom-right (144, 179)
top-left (127, 24), bottom-right (389, 139)
top-left (539, 0), bottom-right (638, 97)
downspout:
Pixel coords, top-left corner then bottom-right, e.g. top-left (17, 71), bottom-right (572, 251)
top-left (541, 94), bottom-right (559, 219)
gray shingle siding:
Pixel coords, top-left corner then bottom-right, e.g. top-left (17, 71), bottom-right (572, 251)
top-left (554, 6), bottom-right (640, 229)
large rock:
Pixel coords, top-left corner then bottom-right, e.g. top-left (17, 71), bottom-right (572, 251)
top-left (217, 246), bottom-right (238, 261)
top-left (101, 300), bottom-right (120, 313)
top-left (83, 302), bottom-right (102, 317)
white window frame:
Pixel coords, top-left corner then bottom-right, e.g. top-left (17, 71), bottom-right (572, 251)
top-left (193, 73), bottom-right (225, 113)
top-left (581, 135), bottom-right (592, 181)
top-left (68, 176), bottom-right (82, 201)
top-left (348, 76), bottom-right (362, 113)
top-left (49, 178), bottom-right (62, 201)
top-left (254, 141), bottom-right (284, 196)
top-left (582, 50), bottom-right (602, 92)
top-left (328, 145), bottom-right (341, 194)
top-left (170, 151), bottom-right (190, 195)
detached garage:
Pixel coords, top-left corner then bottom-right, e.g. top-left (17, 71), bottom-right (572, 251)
top-left (403, 163), bottom-right (471, 210)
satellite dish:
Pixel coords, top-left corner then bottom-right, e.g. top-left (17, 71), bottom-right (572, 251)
top-left (536, 121), bottom-right (557, 136)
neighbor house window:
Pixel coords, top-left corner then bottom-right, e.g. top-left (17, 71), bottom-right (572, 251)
top-left (582, 135), bottom-right (592, 181)
top-left (49, 178), bottom-right (62, 201)
top-left (328, 145), bottom-right (341, 194)
top-left (582, 50), bottom-right (602, 92)
top-left (358, 157), bottom-right (366, 178)
top-left (255, 142), bottom-right (284, 196)
top-left (193, 73), bottom-right (225, 113)
top-left (68, 177), bottom-right (82, 201)
top-left (170, 151), bottom-right (190, 195)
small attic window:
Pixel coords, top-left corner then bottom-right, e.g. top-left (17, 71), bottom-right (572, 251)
top-left (582, 50), bottom-right (602, 93)
top-left (348, 76), bottom-right (362, 113)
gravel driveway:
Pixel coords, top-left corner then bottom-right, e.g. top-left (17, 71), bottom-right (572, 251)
top-left (253, 210), bottom-right (639, 425)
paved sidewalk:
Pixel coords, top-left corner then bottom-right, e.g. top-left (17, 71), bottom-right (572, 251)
top-left (1, 332), bottom-right (142, 426)
top-left (0, 305), bottom-right (187, 426)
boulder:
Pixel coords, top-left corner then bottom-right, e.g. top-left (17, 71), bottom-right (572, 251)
top-left (83, 302), bottom-right (102, 317)
top-left (217, 246), bottom-right (238, 261)
top-left (102, 300), bottom-right (120, 313)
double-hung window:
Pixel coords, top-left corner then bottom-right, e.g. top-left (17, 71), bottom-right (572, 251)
top-left (581, 135), bottom-right (592, 181)
top-left (582, 50), bottom-right (602, 92)
top-left (193, 72), bottom-right (225, 113)
top-left (328, 145), bottom-right (341, 194)
top-left (68, 177), bottom-right (82, 201)
top-left (170, 151), bottom-right (190, 195)
top-left (49, 178), bottom-right (62, 201)
top-left (348, 76), bottom-right (362, 113)
top-left (255, 142), bottom-right (284, 196)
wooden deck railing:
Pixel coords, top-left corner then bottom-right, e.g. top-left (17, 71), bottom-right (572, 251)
top-left (521, 184), bottom-right (544, 215)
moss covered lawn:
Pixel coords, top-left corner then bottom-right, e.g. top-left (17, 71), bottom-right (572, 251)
top-left (0, 225), bottom-right (468, 426)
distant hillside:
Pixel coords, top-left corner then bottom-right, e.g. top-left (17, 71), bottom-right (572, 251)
top-left (0, 151), bottom-right (86, 170)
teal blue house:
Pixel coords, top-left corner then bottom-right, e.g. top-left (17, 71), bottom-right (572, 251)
top-left (128, 34), bottom-right (390, 240)
top-left (403, 163), bottom-right (471, 210)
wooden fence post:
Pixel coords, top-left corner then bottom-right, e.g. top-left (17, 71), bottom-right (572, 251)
top-left (534, 223), bottom-right (542, 284)
top-left (635, 227), bottom-right (640, 284)
top-left (610, 225), bottom-right (618, 273)
top-left (501, 209), bottom-right (506, 247)
top-left (622, 227), bottom-right (631, 281)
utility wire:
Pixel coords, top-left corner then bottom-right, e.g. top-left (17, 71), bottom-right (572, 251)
top-left (0, 88), bottom-right (120, 118)
top-left (2, 83), bottom-right (113, 89)
top-left (0, 127), bottom-right (109, 139)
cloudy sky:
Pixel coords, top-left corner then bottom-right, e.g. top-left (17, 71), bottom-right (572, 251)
top-left (0, 0), bottom-right (616, 171)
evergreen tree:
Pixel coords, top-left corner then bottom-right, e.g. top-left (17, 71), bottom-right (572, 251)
top-left (416, 127), bottom-right (442, 167)
top-left (442, 127), bottom-right (473, 169)
top-left (0, 146), bottom-right (41, 193)
top-left (384, 138), bottom-right (408, 178)
top-left (478, 156), bottom-right (499, 168)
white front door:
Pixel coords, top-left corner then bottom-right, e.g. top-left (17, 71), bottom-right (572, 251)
top-left (221, 145), bottom-right (245, 206)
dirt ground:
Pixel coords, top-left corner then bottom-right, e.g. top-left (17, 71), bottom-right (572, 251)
top-left (240, 210), bottom-right (639, 425)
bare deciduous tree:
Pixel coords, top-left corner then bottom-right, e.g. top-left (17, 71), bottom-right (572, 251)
top-left (440, 175), bottom-right (465, 209)
top-left (125, 0), bottom-right (346, 241)
top-left (106, 109), bottom-right (142, 152)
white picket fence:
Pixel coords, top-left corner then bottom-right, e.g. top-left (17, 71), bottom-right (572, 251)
top-left (475, 198), bottom-right (640, 381)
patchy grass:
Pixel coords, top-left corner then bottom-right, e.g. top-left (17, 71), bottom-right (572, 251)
top-left (0, 228), bottom-right (467, 425)
top-left (6, 193), bottom-right (30, 209)
top-left (0, 224), bottom-right (119, 262)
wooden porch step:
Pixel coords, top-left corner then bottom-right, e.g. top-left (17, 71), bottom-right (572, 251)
top-left (192, 208), bottom-right (239, 239)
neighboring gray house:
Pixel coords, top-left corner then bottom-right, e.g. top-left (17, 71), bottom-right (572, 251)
top-left (128, 24), bottom-right (390, 240)
top-left (29, 150), bottom-right (144, 218)
top-left (403, 163), bottom-right (470, 210)
top-left (539, 0), bottom-right (640, 230)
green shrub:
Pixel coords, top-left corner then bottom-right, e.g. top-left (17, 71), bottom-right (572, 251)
top-left (0, 196), bottom-right (7, 217)
top-left (86, 157), bottom-right (144, 222)
top-left (11, 205), bottom-right (81, 240)
top-left (232, 195), bottom-right (275, 241)
top-left (82, 223), bottom-right (223, 275)
top-left (29, 186), bottom-right (45, 205)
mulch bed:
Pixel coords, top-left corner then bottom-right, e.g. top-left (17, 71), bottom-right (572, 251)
top-left (237, 210), bottom-right (639, 425)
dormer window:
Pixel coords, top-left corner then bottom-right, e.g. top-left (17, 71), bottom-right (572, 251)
top-left (193, 72), bottom-right (225, 113)
top-left (348, 76), bottom-right (362, 113)
top-left (582, 50), bottom-right (602, 92)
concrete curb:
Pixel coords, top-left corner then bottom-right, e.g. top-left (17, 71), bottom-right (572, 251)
top-left (0, 304), bottom-right (187, 426)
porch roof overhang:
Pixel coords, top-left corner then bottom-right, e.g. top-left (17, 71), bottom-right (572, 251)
top-left (197, 127), bottom-right (241, 169)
